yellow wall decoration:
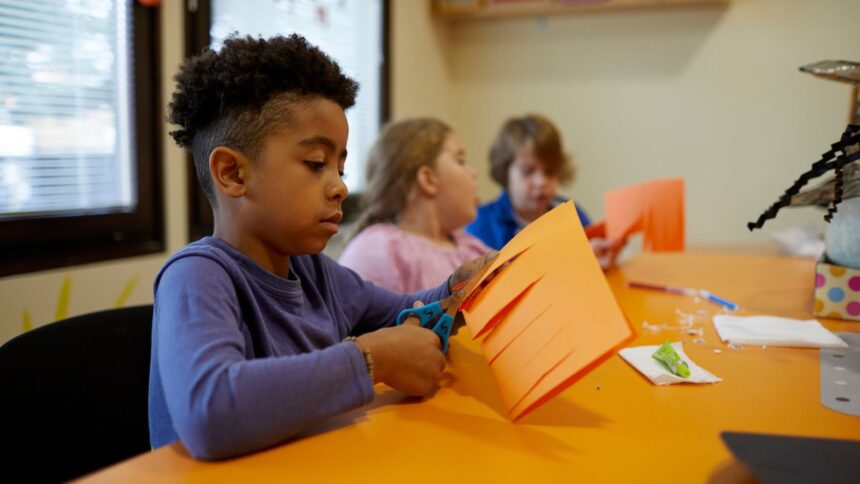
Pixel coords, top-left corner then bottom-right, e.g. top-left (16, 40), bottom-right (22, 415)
top-left (17, 274), bottom-right (141, 335)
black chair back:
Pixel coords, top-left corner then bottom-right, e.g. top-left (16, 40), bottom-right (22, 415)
top-left (0, 305), bottom-right (153, 482)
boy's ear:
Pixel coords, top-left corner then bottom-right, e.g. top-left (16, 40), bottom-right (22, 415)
top-left (209, 146), bottom-right (249, 198)
top-left (415, 165), bottom-right (439, 197)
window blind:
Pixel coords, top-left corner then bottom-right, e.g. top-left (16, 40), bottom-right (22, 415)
top-left (210, 0), bottom-right (383, 192)
top-left (0, 0), bottom-right (134, 219)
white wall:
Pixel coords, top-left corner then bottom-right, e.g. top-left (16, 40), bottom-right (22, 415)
top-left (447, 0), bottom-right (860, 249)
top-left (390, 0), bottom-right (454, 120)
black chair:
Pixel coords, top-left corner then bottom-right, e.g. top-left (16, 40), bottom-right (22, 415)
top-left (0, 305), bottom-right (153, 482)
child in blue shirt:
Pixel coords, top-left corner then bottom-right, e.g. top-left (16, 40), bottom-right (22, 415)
top-left (467, 114), bottom-right (591, 249)
top-left (149, 34), bottom-right (487, 460)
top-left (467, 114), bottom-right (618, 268)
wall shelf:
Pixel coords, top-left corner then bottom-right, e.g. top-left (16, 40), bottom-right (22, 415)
top-left (434, 0), bottom-right (729, 21)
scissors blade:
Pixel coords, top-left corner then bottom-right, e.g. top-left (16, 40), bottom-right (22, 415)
top-left (443, 253), bottom-right (500, 317)
top-left (464, 253), bottom-right (500, 292)
top-left (441, 290), bottom-right (467, 317)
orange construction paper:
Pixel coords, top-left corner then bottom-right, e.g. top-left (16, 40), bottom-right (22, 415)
top-left (604, 178), bottom-right (685, 252)
top-left (461, 201), bottom-right (634, 420)
top-left (460, 247), bottom-right (530, 314)
top-left (481, 281), bottom-right (546, 364)
top-left (461, 250), bottom-right (535, 337)
top-left (475, 278), bottom-right (542, 345)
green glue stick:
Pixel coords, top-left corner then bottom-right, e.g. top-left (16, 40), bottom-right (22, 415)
top-left (652, 342), bottom-right (691, 378)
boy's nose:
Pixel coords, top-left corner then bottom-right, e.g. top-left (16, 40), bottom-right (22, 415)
top-left (328, 177), bottom-right (348, 201)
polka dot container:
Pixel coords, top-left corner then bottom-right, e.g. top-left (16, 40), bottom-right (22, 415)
top-left (814, 257), bottom-right (860, 321)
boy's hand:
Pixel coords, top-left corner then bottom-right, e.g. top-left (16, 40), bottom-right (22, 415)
top-left (448, 250), bottom-right (499, 292)
top-left (355, 301), bottom-right (445, 396)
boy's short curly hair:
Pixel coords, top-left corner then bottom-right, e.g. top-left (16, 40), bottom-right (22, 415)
top-left (168, 34), bottom-right (359, 206)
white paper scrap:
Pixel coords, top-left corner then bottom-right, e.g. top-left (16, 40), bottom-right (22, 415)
top-left (619, 342), bottom-right (721, 386)
top-left (712, 315), bottom-right (849, 349)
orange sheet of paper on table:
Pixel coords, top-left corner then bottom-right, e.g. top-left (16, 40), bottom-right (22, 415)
top-left (462, 201), bottom-right (634, 420)
top-left (604, 178), bottom-right (684, 251)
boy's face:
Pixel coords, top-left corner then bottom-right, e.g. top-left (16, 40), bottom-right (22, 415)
top-left (242, 98), bottom-right (349, 256)
top-left (507, 144), bottom-right (559, 219)
top-left (431, 133), bottom-right (479, 232)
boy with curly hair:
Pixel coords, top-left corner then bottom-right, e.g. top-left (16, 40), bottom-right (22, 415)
top-left (149, 34), bottom-right (485, 460)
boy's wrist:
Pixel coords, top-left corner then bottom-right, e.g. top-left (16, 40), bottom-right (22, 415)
top-left (344, 336), bottom-right (374, 383)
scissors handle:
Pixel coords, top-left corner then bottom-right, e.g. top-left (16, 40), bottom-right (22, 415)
top-left (396, 302), bottom-right (453, 353)
top-left (430, 313), bottom-right (454, 354)
top-left (397, 302), bottom-right (444, 327)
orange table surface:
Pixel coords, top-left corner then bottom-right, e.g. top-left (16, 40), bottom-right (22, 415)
top-left (81, 252), bottom-right (860, 483)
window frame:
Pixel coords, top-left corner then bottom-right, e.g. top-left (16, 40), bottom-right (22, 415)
top-left (183, 0), bottom-right (390, 241)
top-left (0, 2), bottom-right (164, 277)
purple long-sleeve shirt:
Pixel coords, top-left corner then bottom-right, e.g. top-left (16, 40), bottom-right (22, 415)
top-left (148, 237), bottom-right (449, 460)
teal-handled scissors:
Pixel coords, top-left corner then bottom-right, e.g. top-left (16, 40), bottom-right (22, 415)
top-left (396, 290), bottom-right (466, 354)
top-left (396, 253), bottom-right (501, 353)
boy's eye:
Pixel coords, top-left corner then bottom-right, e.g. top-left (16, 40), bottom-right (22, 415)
top-left (305, 160), bottom-right (325, 172)
top-left (339, 170), bottom-right (346, 178)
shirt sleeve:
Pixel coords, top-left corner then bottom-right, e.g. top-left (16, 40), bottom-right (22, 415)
top-left (154, 256), bottom-right (374, 460)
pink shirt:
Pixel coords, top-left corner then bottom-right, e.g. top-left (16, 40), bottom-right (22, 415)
top-left (339, 224), bottom-right (491, 293)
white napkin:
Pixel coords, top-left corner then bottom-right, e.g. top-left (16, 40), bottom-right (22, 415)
top-left (712, 315), bottom-right (849, 349)
top-left (619, 342), bottom-right (721, 385)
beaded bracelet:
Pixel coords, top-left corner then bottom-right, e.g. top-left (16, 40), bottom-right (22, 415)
top-left (343, 336), bottom-right (374, 382)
